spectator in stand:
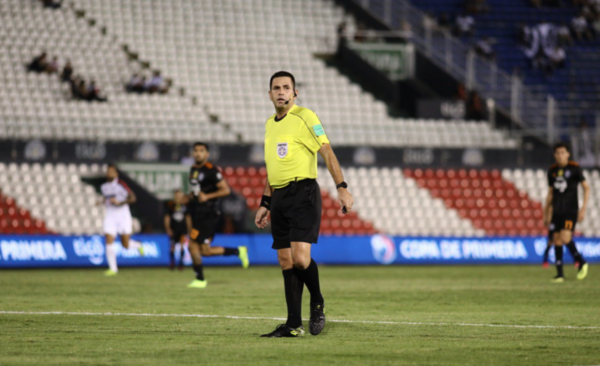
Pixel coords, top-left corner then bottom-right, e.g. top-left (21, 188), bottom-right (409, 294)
top-left (41, 0), bottom-right (61, 9)
top-left (46, 56), bottom-right (59, 74)
top-left (592, 14), bottom-right (600, 36)
top-left (474, 37), bottom-right (496, 60)
top-left (467, 90), bottom-right (485, 120)
top-left (145, 71), bottom-right (163, 94)
top-left (572, 13), bottom-right (594, 40)
top-left (438, 13), bottom-right (451, 30)
top-left (27, 52), bottom-right (48, 72)
top-left (337, 21), bottom-right (347, 40)
top-left (465, 0), bottom-right (489, 14)
top-left (557, 22), bottom-right (574, 46)
top-left (126, 73), bottom-right (144, 93)
top-left (60, 60), bottom-right (73, 82)
top-left (544, 0), bottom-right (563, 6)
top-left (454, 12), bottom-right (475, 37)
top-left (549, 46), bottom-right (566, 68)
top-left (531, 0), bottom-right (543, 8)
top-left (354, 22), bottom-right (367, 42)
top-left (87, 80), bottom-right (107, 102)
top-left (70, 76), bottom-right (88, 100)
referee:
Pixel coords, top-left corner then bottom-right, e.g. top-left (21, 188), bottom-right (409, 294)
top-left (256, 71), bottom-right (354, 338)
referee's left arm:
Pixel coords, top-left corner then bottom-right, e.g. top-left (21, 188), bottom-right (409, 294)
top-left (319, 144), bottom-right (354, 214)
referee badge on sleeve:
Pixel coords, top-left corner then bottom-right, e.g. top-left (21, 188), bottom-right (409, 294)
top-left (277, 142), bottom-right (288, 158)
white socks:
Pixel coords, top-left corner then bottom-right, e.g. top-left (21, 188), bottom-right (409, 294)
top-left (106, 243), bottom-right (118, 272)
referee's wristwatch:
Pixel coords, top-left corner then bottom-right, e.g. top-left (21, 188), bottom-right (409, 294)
top-left (336, 181), bottom-right (348, 190)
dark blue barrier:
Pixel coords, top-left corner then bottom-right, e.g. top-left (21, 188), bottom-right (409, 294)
top-left (1, 234), bottom-right (600, 268)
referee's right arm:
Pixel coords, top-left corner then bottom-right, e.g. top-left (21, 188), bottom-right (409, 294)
top-left (255, 175), bottom-right (273, 228)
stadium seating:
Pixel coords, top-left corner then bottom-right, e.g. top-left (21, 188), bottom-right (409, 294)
top-left (0, 162), bottom-right (105, 235)
top-left (2, 163), bottom-right (599, 237)
top-left (0, 0), bottom-right (235, 143)
top-left (409, 0), bottom-right (600, 125)
top-left (0, 0), bottom-right (516, 148)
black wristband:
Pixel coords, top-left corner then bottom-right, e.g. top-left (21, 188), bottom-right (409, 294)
top-left (336, 181), bottom-right (348, 190)
top-left (260, 195), bottom-right (271, 210)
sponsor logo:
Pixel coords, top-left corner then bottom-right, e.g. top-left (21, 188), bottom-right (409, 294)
top-left (312, 124), bottom-right (325, 137)
top-left (370, 234), bottom-right (397, 265)
top-left (0, 239), bottom-right (67, 261)
top-left (554, 177), bottom-right (567, 193)
top-left (462, 148), bottom-right (484, 166)
top-left (72, 235), bottom-right (105, 265)
top-left (403, 148), bottom-right (434, 165)
top-left (24, 140), bottom-right (47, 160)
top-left (135, 141), bottom-right (160, 161)
top-left (277, 143), bottom-right (288, 158)
top-left (398, 239), bottom-right (529, 260)
top-left (75, 141), bottom-right (106, 160)
top-left (440, 101), bottom-right (466, 120)
top-left (353, 147), bottom-right (376, 165)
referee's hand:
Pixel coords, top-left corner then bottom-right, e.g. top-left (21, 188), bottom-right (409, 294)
top-left (255, 207), bottom-right (270, 229)
top-left (338, 188), bottom-right (354, 214)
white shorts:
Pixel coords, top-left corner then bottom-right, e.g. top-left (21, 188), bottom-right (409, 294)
top-left (103, 210), bottom-right (133, 237)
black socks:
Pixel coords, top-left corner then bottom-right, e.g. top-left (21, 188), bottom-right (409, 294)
top-left (566, 241), bottom-right (586, 265)
top-left (295, 259), bottom-right (324, 306)
top-left (169, 251), bottom-right (175, 264)
top-left (543, 245), bottom-right (551, 263)
top-left (223, 248), bottom-right (239, 256)
top-left (555, 245), bottom-right (564, 277)
top-left (193, 264), bottom-right (205, 281)
top-left (282, 269), bottom-right (303, 328)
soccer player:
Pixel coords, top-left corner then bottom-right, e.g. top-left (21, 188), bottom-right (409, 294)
top-left (543, 143), bottom-right (589, 282)
top-left (186, 142), bottom-right (250, 288)
top-left (100, 164), bottom-right (144, 276)
top-left (165, 189), bottom-right (188, 270)
top-left (255, 71), bottom-right (354, 337)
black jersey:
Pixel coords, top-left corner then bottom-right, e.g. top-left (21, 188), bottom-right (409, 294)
top-left (188, 162), bottom-right (224, 217)
top-left (165, 200), bottom-right (187, 233)
top-left (547, 161), bottom-right (585, 215)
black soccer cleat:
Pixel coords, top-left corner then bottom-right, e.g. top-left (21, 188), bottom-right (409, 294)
top-left (260, 324), bottom-right (304, 338)
top-left (309, 303), bottom-right (325, 336)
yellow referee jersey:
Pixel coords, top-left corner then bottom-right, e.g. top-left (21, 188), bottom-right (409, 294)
top-left (264, 105), bottom-right (330, 189)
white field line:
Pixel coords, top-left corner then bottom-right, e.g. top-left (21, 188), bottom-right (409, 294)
top-left (1, 311), bottom-right (599, 330)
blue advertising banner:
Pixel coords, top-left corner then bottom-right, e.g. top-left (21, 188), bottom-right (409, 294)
top-left (1, 234), bottom-right (600, 268)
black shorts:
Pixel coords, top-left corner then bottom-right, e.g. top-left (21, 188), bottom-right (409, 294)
top-left (189, 213), bottom-right (220, 244)
top-left (169, 230), bottom-right (187, 245)
top-left (550, 213), bottom-right (578, 233)
top-left (270, 179), bottom-right (321, 250)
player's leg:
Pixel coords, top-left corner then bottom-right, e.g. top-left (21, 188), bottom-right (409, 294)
top-left (261, 189), bottom-right (304, 338)
top-left (103, 215), bottom-right (119, 276)
top-left (198, 216), bottom-right (250, 268)
top-left (178, 234), bottom-right (186, 269)
top-left (187, 239), bottom-right (207, 288)
top-left (104, 233), bottom-right (119, 276)
top-left (552, 231), bottom-right (565, 282)
top-left (288, 180), bottom-right (325, 335)
top-left (543, 230), bottom-right (552, 267)
top-left (561, 228), bottom-right (588, 280)
top-left (119, 214), bottom-right (144, 256)
top-left (169, 236), bottom-right (176, 270)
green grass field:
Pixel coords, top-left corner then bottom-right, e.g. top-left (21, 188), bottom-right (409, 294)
top-left (1, 265), bottom-right (599, 366)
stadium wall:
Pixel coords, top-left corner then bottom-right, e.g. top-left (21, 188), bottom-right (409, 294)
top-left (1, 234), bottom-right (599, 268)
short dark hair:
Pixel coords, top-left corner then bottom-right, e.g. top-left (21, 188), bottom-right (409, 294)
top-left (193, 142), bottom-right (209, 151)
top-left (553, 142), bottom-right (570, 153)
top-left (270, 71), bottom-right (295, 90)
top-left (107, 163), bottom-right (118, 171)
